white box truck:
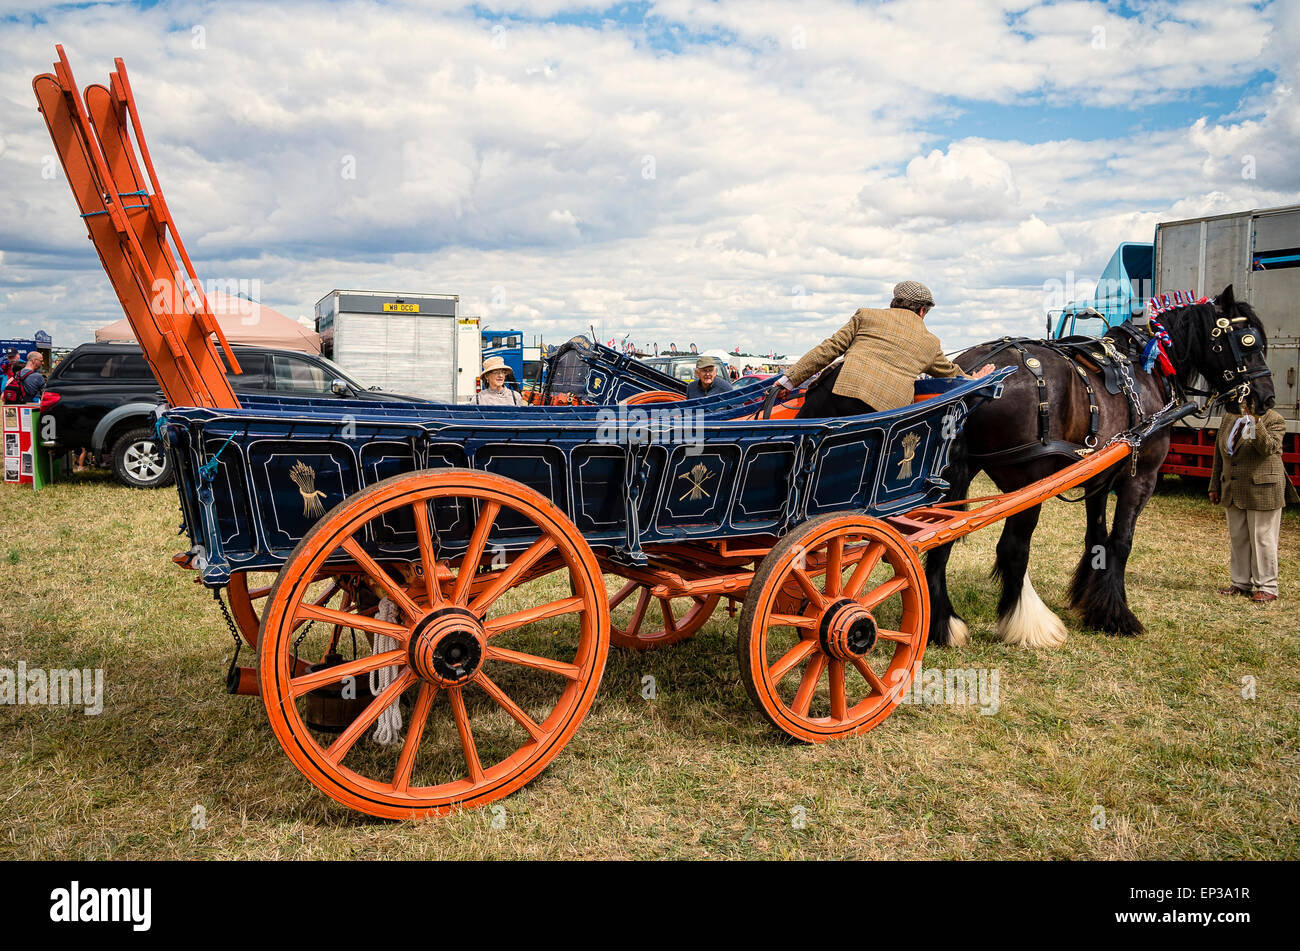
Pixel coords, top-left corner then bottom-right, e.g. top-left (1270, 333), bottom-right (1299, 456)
top-left (1049, 204), bottom-right (1299, 484)
top-left (314, 290), bottom-right (480, 403)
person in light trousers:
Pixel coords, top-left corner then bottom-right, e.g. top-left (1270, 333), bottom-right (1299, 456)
top-left (1210, 399), bottom-right (1298, 603)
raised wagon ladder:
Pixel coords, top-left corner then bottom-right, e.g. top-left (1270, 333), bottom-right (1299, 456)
top-left (33, 46), bottom-right (240, 409)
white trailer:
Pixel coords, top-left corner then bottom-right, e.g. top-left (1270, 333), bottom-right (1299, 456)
top-left (1153, 205), bottom-right (1300, 482)
top-left (314, 290), bottom-right (480, 403)
top-left (1155, 204), bottom-right (1299, 424)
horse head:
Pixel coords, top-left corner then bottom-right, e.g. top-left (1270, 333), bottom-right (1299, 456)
top-left (1162, 284), bottom-right (1274, 412)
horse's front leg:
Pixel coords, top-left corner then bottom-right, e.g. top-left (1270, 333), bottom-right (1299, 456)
top-left (1070, 473), bottom-right (1113, 610)
top-left (925, 457), bottom-right (974, 648)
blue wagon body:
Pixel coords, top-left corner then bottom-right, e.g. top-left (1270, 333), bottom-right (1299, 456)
top-left (162, 371), bottom-right (1009, 586)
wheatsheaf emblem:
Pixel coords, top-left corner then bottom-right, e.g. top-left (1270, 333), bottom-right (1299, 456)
top-left (897, 433), bottom-right (920, 480)
top-left (677, 462), bottom-right (716, 502)
top-left (290, 460), bottom-right (328, 518)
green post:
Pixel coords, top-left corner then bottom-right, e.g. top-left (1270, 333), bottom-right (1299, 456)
top-left (31, 408), bottom-right (54, 490)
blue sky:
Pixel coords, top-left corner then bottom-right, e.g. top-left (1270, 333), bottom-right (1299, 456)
top-left (0, 0), bottom-right (1295, 358)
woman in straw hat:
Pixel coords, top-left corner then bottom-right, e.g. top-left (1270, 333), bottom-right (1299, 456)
top-left (475, 355), bottom-right (524, 406)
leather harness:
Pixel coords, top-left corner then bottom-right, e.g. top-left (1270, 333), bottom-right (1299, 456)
top-left (967, 322), bottom-right (1164, 470)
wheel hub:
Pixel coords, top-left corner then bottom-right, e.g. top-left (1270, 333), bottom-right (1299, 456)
top-left (818, 598), bottom-right (877, 660)
top-left (408, 607), bottom-right (486, 686)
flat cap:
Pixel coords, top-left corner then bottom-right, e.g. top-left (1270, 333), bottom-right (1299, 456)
top-left (696, 355), bottom-right (718, 369)
top-left (893, 280), bottom-right (935, 308)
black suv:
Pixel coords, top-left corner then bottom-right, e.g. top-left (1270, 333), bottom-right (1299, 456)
top-left (43, 342), bottom-right (425, 488)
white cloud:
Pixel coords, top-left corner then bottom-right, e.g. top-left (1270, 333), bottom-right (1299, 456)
top-left (0, 0), bottom-right (1294, 361)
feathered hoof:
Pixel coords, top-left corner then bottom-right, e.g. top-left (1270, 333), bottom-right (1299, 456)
top-left (1087, 612), bottom-right (1145, 637)
top-left (996, 573), bottom-right (1068, 649)
top-left (928, 615), bottom-right (969, 647)
top-left (946, 616), bottom-right (969, 647)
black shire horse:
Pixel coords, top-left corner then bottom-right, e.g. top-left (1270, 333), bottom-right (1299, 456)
top-left (926, 284), bottom-right (1274, 648)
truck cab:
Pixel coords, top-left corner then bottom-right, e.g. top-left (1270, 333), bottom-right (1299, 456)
top-left (1048, 242), bottom-right (1153, 339)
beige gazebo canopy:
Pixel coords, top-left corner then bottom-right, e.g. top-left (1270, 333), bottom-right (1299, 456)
top-left (95, 291), bottom-right (321, 354)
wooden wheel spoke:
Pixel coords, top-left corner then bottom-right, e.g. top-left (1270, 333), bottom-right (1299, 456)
top-left (476, 672), bottom-right (546, 743)
top-left (844, 542), bottom-right (885, 598)
top-left (296, 601), bottom-right (409, 641)
top-left (412, 502), bottom-right (444, 609)
top-left (341, 537), bottom-right (421, 619)
top-left (485, 645), bottom-right (582, 680)
top-left (824, 537), bottom-right (843, 597)
top-left (876, 628), bottom-right (914, 644)
top-left (469, 536), bottom-right (558, 616)
top-left (288, 649), bottom-right (408, 698)
top-left (310, 582), bottom-right (340, 607)
top-left (829, 659), bottom-right (848, 721)
top-left (623, 587), bottom-right (651, 635)
top-left (791, 653), bottom-right (828, 716)
top-left (324, 669), bottom-right (418, 764)
top-left (792, 568), bottom-right (828, 609)
top-left (485, 595), bottom-right (585, 638)
top-left (852, 657), bottom-right (887, 697)
top-left (609, 580), bottom-right (639, 610)
top-left (453, 501), bottom-right (501, 605)
top-left (657, 597), bottom-right (678, 634)
top-left (392, 682), bottom-right (437, 793)
top-left (859, 574), bottom-right (909, 610)
top-left (769, 639), bottom-right (818, 683)
top-left (448, 686), bottom-right (485, 784)
top-left (248, 584), bottom-right (273, 601)
top-left (768, 612), bottom-right (817, 630)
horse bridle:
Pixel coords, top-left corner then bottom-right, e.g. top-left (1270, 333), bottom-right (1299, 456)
top-left (1176, 304), bottom-right (1270, 410)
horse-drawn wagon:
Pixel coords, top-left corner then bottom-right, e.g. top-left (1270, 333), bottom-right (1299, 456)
top-left (35, 47), bottom-right (1202, 819)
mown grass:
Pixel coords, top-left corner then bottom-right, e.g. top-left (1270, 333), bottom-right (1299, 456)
top-left (1, 469), bottom-right (1297, 859)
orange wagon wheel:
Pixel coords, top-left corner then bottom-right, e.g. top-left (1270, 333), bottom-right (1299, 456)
top-left (259, 468), bottom-right (610, 819)
top-left (737, 513), bottom-right (928, 743)
top-left (607, 578), bottom-right (719, 650)
top-left (227, 569), bottom-right (347, 648)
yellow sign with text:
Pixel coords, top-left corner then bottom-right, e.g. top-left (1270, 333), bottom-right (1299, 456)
top-left (383, 303), bottom-right (419, 313)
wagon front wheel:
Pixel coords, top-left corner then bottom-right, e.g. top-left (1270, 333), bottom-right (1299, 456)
top-left (259, 469), bottom-right (610, 819)
top-left (738, 513), bottom-right (928, 743)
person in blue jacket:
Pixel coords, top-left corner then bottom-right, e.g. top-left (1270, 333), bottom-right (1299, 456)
top-left (686, 355), bottom-right (732, 400)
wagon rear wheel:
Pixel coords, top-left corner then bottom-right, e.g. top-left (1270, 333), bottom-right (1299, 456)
top-left (738, 513), bottom-right (928, 743)
top-left (607, 579), bottom-right (719, 650)
top-left (259, 469), bottom-right (610, 819)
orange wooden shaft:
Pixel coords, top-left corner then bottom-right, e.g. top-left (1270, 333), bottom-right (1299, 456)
top-left (905, 441), bottom-right (1131, 554)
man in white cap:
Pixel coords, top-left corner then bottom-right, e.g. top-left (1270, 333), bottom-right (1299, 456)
top-left (776, 281), bottom-right (993, 417)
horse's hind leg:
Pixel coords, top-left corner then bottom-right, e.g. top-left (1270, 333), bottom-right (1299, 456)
top-left (1070, 477), bottom-right (1111, 610)
top-left (1075, 473), bottom-right (1155, 636)
top-left (992, 504), bottom-right (1068, 648)
top-left (925, 459), bottom-right (973, 647)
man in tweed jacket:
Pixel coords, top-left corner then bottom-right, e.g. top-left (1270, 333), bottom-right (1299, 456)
top-left (778, 281), bottom-right (992, 417)
top-left (1210, 402), bottom-right (1299, 602)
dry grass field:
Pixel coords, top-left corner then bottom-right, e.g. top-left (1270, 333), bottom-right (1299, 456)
top-left (2, 469), bottom-right (1297, 859)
